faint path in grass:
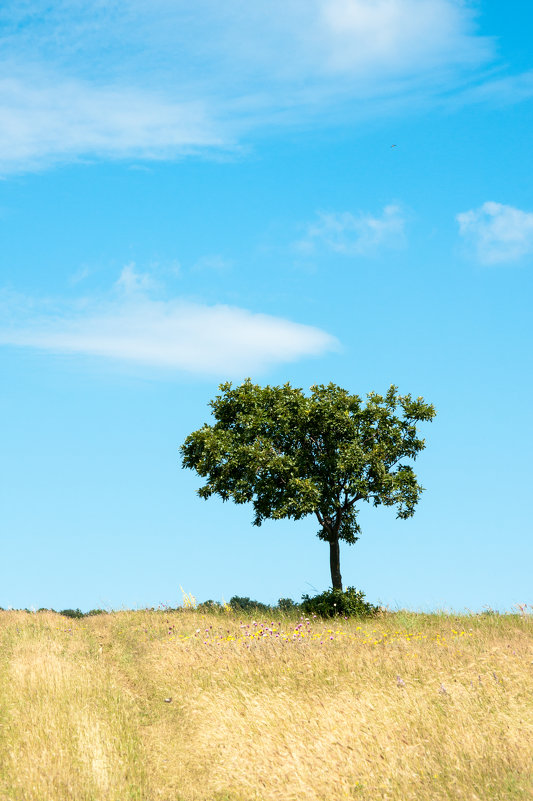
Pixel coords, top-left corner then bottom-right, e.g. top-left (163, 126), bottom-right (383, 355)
top-left (0, 612), bottom-right (147, 801)
top-left (0, 609), bottom-right (532, 801)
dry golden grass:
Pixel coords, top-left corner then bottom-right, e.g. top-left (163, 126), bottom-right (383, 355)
top-left (0, 607), bottom-right (532, 800)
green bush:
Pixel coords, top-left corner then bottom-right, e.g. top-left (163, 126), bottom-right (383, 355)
top-left (300, 587), bottom-right (379, 618)
top-left (197, 600), bottom-right (223, 612)
top-left (277, 597), bottom-right (298, 612)
top-left (59, 608), bottom-right (84, 619)
top-left (229, 596), bottom-right (271, 613)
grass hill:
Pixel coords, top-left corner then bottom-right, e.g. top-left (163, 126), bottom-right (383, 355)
top-left (0, 607), bottom-right (532, 800)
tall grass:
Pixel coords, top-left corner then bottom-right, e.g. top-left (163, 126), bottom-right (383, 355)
top-left (0, 607), bottom-right (531, 800)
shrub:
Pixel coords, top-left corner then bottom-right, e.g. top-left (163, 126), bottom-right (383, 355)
top-left (300, 587), bottom-right (379, 618)
top-left (197, 600), bottom-right (223, 612)
top-left (59, 608), bottom-right (84, 619)
top-left (480, 607), bottom-right (500, 616)
top-left (277, 597), bottom-right (299, 612)
top-left (229, 596), bottom-right (271, 613)
top-left (86, 609), bottom-right (106, 616)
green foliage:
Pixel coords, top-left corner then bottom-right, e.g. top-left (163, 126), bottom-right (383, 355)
top-left (277, 597), bottom-right (298, 612)
top-left (300, 587), bottom-right (379, 619)
top-left (181, 380), bottom-right (435, 589)
top-left (181, 379), bottom-right (435, 533)
top-left (59, 608), bottom-right (84, 619)
top-left (196, 597), bottom-right (300, 613)
top-left (480, 607), bottom-right (500, 616)
top-left (55, 608), bottom-right (107, 619)
top-left (229, 595), bottom-right (271, 613)
top-left (197, 600), bottom-right (223, 612)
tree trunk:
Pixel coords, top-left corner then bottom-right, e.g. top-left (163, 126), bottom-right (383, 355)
top-left (329, 536), bottom-right (342, 591)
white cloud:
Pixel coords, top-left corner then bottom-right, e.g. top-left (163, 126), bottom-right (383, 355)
top-left (192, 254), bottom-right (233, 273)
top-left (0, 0), bottom-right (494, 173)
top-left (0, 76), bottom-right (222, 173)
top-left (451, 70), bottom-right (533, 109)
top-left (297, 205), bottom-right (406, 256)
top-left (69, 265), bottom-right (92, 286)
top-left (0, 272), bottom-right (338, 376)
top-left (115, 263), bottom-right (159, 294)
top-left (318, 0), bottom-right (488, 76)
top-left (456, 202), bottom-right (533, 264)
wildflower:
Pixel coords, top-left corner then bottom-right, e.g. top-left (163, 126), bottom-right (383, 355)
top-left (396, 676), bottom-right (405, 687)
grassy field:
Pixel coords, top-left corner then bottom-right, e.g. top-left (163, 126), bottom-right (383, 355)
top-left (0, 607), bottom-right (531, 801)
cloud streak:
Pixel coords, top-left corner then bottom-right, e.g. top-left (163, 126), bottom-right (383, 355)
top-left (0, 0), bottom-right (496, 173)
top-left (296, 205), bottom-right (407, 256)
top-left (0, 76), bottom-right (222, 173)
top-left (0, 269), bottom-right (338, 376)
top-left (456, 201), bottom-right (533, 264)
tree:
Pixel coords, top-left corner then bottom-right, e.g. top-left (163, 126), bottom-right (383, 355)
top-left (180, 380), bottom-right (436, 591)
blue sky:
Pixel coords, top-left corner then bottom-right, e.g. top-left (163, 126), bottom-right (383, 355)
top-left (1, 0), bottom-right (532, 613)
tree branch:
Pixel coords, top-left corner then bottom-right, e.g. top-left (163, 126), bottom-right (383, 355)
top-left (315, 509), bottom-right (324, 527)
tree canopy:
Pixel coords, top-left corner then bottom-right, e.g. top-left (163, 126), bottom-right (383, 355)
top-left (180, 380), bottom-right (436, 590)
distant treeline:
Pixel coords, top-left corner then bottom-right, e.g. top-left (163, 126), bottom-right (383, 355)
top-left (0, 588), bottom-right (380, 619)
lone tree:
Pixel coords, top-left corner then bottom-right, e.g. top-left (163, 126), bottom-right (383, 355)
top-left (181, 380), bottom-right (436, 591)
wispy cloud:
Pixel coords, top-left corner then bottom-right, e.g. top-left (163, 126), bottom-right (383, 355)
top-left (192, 254), bottom-right (233, 273)
top-left (456, 201), bottom-right (533, 264)
top-left (451, 70), bottom-right (533, 108)
top-left (0, 267), bottom-right (338, 376)
top-left (296, 205), bottom-right (407, 257)
top-left (317, 0), bottom-right (490, 75)
top-left (115, 263), bottom-right (160, 293)
top-left (0, 0), bottom-right (496, 173)
top-left (0, 76), bottom-right (222, 173)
